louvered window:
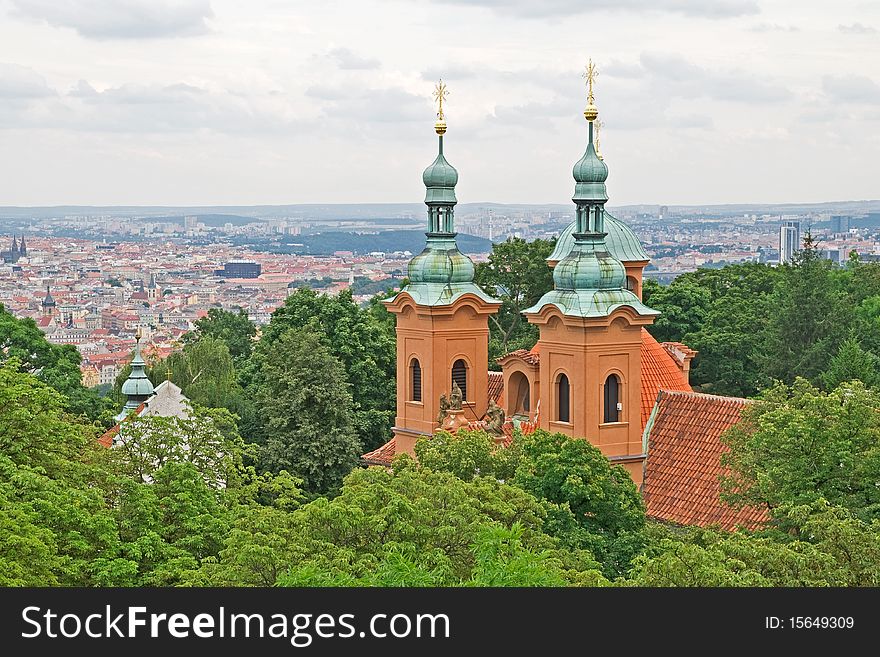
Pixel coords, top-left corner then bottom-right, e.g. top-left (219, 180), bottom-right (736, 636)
top-left (451, 359), bottom-right (468, 400)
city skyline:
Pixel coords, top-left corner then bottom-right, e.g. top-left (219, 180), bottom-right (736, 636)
top-left (0, 0), bottom-right (878, 207)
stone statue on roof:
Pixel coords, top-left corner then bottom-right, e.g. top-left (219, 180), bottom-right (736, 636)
top-left (485, 399), bottom-right (505, 436)
top-left (437, 392), bottom-right (450, 426)
top-left (450, 382), bottom-right (463, 410)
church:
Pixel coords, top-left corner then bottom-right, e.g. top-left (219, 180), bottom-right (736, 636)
top-left (363, 70), bottom-right (767, 531)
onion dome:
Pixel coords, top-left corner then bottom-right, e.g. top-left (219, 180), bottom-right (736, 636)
top-left (118, 331), bottom-right (154, 420)
top-left (552, 235), bottom-right (626, 291)
top-left (408, 235), bottom-right (475, 284)
top-left (422, 140), bottom-right (458, 204)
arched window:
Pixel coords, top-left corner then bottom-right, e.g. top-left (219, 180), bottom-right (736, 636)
top-left (452, 359), bottom-right (468, 400)
top-left (626, 276), bottom-right (637, 292)
top-left (556, 373), bottom-right (570, 423)
top-left (410, 358), bottom-right (422, 402)
top-left (604, 374), bottom-right (620, 423)
top-left (509, 371), bottom-right (530, 415)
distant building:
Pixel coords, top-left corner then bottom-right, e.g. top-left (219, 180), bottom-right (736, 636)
top-left (821, 248), bottom-right (847, 264)
top-left (1, 236), bottom-right (22, 263)
top-left (830, 215), bottom-right (850, 234)
top-left (214, 260), bottom-right (261, 278)
top-left (779, 221), bottom-right (801, 264)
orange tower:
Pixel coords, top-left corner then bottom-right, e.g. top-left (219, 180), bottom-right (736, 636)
top-left (523, 61), bottom-right (659, 485)
top-left (383, 81), bottom-right (501, 457)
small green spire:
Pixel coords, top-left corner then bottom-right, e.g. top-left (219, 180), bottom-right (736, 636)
top-left (117, 330), bottom-right (154, 421)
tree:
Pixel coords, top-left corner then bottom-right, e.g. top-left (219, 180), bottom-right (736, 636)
top-left (0, 304), bottom-right (109, 420)
top-left (762, 238), bottom-right (851, 384)
top-left (821, 336), bottom-right (879, 390)
top-left (151, 336), bottom-right (244, 411)
top-left (111, 406), bottom-right (251, 488)
top-left (474, 237), bottom-right (555, 361)
top-left (255, 327), bottom-right (361, 494)
top-left (187, 308), bottom-right (256, 360)
top-left (721, 379), bottom-right (880, 523)
top-left (643, 263), bottom-right (780, 396)
top-left (415, 429), bottom-right (646, 578)
top-left (258, 288), bottom-right (396, 452)
top-left (642, 278), bottom-right (713, 344)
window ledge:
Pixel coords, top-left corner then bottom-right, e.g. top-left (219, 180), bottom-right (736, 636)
top-left (599, 422), bottom-right (629, 428)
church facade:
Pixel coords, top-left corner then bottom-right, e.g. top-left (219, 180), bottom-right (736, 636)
top-left (364, 72), bottom-right (768, 532)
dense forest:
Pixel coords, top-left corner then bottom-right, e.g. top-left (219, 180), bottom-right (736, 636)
top-left (2, 238), bottom-right (880, 586)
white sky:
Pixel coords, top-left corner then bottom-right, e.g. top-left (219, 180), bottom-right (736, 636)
top-left (0, 0), bottom-right (878, 206)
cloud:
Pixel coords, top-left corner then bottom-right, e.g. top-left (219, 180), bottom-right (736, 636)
top-left (328, 47), bottom-right (381, 70)
top-left (489, 100), bottom-right (570, 125)
top-left (0, 62), bottom-right (55, 98)
top-left (9, 0), bottom-right (214, 39)
top-left (309, 85), bottom-right (429, 124)
top-left (822, 75), bottom-right (880, 104)
top-left (838, 22), bottom-right (877, 34)
top-left (420, 65), bottom-right (478, 82)
top-left (747, 22), bottom-right (799, 32)
top-left (602, 60), bottom-right (646, 79)
top-left (425, 0), bottom-right (760, 19)
top-left (639, 52), bottom-right (792, 102)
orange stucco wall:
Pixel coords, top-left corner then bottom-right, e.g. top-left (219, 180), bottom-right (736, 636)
top-left (387, 293), bottom-right (498, 457)
top-left (526, 307), bottom-right (654, 487)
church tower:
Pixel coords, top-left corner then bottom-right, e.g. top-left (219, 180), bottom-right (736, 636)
top-left (384, 81), bottom-right (501, 457)
top-left (116, 330), bottom-right (154, 422)
top-left (523, 61), bottom-right (658, 485)
top-left (41, 286), bottom-right (56, 317)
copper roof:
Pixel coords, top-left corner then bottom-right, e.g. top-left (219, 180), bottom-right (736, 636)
top-left (642, 390), bottom-right (769, 531)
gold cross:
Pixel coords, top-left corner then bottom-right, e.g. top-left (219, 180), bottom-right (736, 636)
top-left (582, 59), bottom-right (597, 105)
top-left (433, 79), bottom-right (449, 121)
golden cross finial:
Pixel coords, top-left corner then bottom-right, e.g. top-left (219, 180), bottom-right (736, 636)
top-left (595, 118), bottom-right (604, 159)
top-left (583, 59), bottom-right (598, 105)
top-left (432, 79), bottom-right (449, 135)
top-left (581, 59), bottom-right (599, 122)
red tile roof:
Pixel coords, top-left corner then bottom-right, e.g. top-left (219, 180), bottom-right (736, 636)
top-left (361, 437), bottom-right (397, 466)
top-left (487, 371), bottom-right (504, 403)
top-left (97, 401), bottom-right (146, 448)
top-left (497, 347), bottom-right (540, 365)
top-left (642, 390), bottom-right (769, 531)
top-left (640, 328), bottom-right (693, 429)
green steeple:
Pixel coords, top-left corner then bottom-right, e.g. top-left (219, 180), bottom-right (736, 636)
top-left (525, 68), bottom-right (656, 320)
top-left (117, 331), bottom-right (154, 421)
top-left (392, 82), bottom-right (498, 308)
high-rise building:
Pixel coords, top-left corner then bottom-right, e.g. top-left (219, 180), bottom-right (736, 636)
top-left (779, 221), bottom-right (801, 264)
top-left (830, 215), bottom-right (850, 235)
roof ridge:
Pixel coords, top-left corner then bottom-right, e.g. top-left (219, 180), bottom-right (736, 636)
top-left (657, 388), bottom-right (752, 405)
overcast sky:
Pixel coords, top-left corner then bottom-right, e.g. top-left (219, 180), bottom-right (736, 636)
top-left (0, 0), bottom-right (878, 206)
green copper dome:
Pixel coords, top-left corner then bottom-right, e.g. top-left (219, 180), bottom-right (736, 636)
top-left (523, 99), bottom-right (657, 321)
top-left (117, 336), bottom-right (154, 421)
top-left (383, 121), bottom-right (500, 309)
top-left (572, 123), bottom-right (608, 204)
top-left (408, 235), bottom-right (475, 284)
top-left (572, 141), bottom-right (608, 184)
top-left (553, 237), bottom-right (626, 291)
top-left (423, 137), bottom-right (458, 204)
top-left (549, 212), bottom-right (650, 264)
